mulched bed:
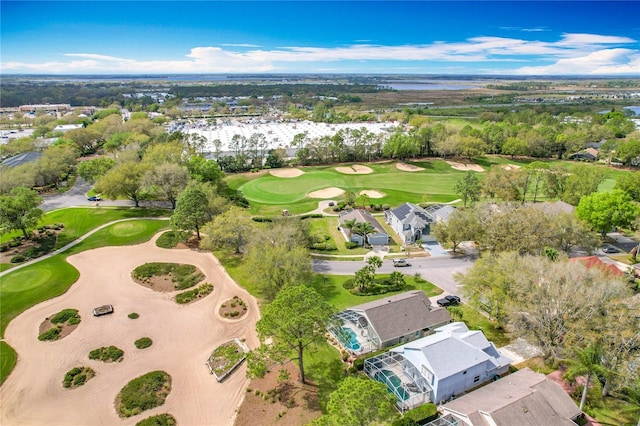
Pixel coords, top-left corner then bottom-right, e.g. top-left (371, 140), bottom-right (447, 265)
top-left (219, 296), bottom-right (248, 319)
top-left (38, 317), bottom-right (79, 341)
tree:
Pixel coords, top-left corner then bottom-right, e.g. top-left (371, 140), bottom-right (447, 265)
top-left (77, 157), bottom-right (116, 184)
top-left (482, 168), bottom-right (521, 201)
top-left (564, 343), bottom-right (608, 411)
top-left (170, 185), bottom-right (209, 239)
top-left (95, 161), bottom-right (149, 207)
top-left (431, 208), bottom-right (482, 253)
top-left (352, 222), bottom-right (376, 246)
top-left (0, 187), bottom-right (43, 238)
top-left (187, 156), bottom-right (225, 184)
top-left (576, 190), bottom-right (640, 239)
top-left (200, 206), bottom-right (254, 253)
top-left (615, 171), bottom-right (640, 202)
top-left (341, 218), bottom-right (357, 239)
top-left (142, 163), bottom-right (189, 209)
top-left (454, 171), bottom-right (481, 207)
top-left (324, 377), bottom-right (394, 426)
top-left (562, 164), bottom-right (608, 206)
top-left (255, 285), bottom-right (335, 384)
top-left (354, 256), bottom-right (382, 292)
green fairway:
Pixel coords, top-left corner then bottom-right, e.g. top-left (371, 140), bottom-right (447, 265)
top-left (0, 341), bottom-right (17, 385)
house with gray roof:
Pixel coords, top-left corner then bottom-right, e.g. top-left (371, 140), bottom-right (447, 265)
top-left (385, 202), bottom-right (455, 245)
top-left (338, 209), bottom-right (389, 246)
top-left (440, 367), bottom-right (582, 426)
top-left (364, 322), bottom-right (511, 413)
top-left (331, 290), bottom-right (451, 355)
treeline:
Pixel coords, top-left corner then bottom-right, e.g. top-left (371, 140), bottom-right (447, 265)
top-left (171, 83), bottom-right (385, 99)
top-left (486, 81), bottom-right (552, 91)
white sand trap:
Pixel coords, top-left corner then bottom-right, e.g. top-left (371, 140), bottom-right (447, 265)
top-left (1, 232), bottom-right (259, 426)
top-left (269, 168), bottom-right (304, 178)
top-left (396, 162), bottom-right (425, 172)
top-left (335, 165), bottom-right (373, 174)
top-left (308, 187), bottom-right (345, 198)
top-left (360, 190), bottom-right (385, 198)
top-left (446, 161), bottom-right (485, 172)
top-left (501, 164), bottom-right (522, 171)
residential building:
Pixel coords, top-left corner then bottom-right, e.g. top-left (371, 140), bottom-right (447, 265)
top-left (332, 290), bottom-right (451, 354)
top-left (385, 202), bottom-right (454, 246)
top-left (364, 322), bottom-right (511, 412)
top-left (338, 209), bottom-right (390, 246)
top-left (440, 368), bottom-right (582, 426)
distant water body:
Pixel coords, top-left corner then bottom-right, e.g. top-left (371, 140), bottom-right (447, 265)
top-left (623, 106), bottom-right (640, 116)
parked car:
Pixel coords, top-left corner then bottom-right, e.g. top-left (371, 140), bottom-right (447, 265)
top-left (437, 295), bottom-right (461, 307)
top-left (393, 258), bottom-right (411, 267)
top-left (88, 195), bottom-right (101, 201)
top-left (93, 305), bottom-right (114, 316)
top-left (602, 245), bottom-right (620, 254)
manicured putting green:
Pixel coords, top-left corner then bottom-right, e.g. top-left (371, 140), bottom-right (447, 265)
top-left (1, 266), bottom-right (53, 293)
top-left (109, 221), bottom-right (147, 237)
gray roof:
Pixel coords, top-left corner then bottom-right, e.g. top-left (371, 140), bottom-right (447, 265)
top-left (338, 209), bottom-right (388, 235)
top-left (348, 291), bottom-right (451, 344)
top-left (389, 203), bottom-right (432, 229)
top-left (531, 200), bottom-right (575, 216)
top-left (1, 151), bottom-right (42, 168)
top-left (443, 368), bottom-right (581, 426)
top-left (422, 204), bottom-right (456, 222)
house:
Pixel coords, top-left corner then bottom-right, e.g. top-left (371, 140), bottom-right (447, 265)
top-left (331, 290), bottom-right (451, 354)
top-left (385, 202), bottom-right (454, 246)
top-left (440, 368), bottom-right (582, 426)
top-left (531, 200), bottom-right (575, 216)
top-left (568, 151), bottom-right (597, 161)
top-left (570, 256), bottom-right (625, 278)
top-left (364, 322), bottom-right (511, 412)
top-left (338, 209), bottom-right (389, 246)
top-left (53, 124), bottom-right (83, 133)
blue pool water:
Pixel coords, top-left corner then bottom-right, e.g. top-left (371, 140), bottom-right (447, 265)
top-left (338, 327), bottom-right (360, 351)
top-left (374, 369), bottom-right (410, 401)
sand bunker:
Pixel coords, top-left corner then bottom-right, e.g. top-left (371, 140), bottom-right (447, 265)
top-left (335, 165), bottom-right (373, 174)
top-left (446, 161), bottom-right (485, 172)
top-left (1, 232), bottom-right (259, 426)
top-left (501, 164), bottom-right (521, 171)
top-left (308, 187), bottom-right (345, 198)
top-left (396, 162), bottom-right (425, 172)
top-left (359, 190), bottom-right (385, 199)
top-left (269, 168), bottom-right (304, 178)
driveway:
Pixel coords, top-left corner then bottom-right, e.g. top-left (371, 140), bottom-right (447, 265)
top-left (40, 178), bottom-right (134, 211)
top-left (312, 255), bottom-right (474, 298)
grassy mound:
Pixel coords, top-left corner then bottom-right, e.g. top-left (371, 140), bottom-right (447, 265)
top-left (89, 345), bottom-right (124, 362)
top-left (135, 413), bottom-right (177, 426)
top-left (135, 337), bottom-right (153, 349)
top-left (63, 366), bottom-right (95, 389)
top-left (115, 370), bottom-right (171, 417)
top-left (132, 262), bottom-right (205, 290)
top-left (155, 230), bottom-right (191, 249)
top-left (38, 308), bottom-right (81, 341)
top-left (175, 283), bottom-right (214, 304)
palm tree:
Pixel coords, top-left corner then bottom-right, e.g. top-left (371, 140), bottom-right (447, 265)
top-left (352, 222), bottom-right (376, 247)
top-left (564, 343), bottom-right (608, 411)
top-left (342, 218), bottom-right (357, 239)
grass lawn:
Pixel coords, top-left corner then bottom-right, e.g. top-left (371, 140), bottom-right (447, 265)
top-left (589, 396), bottom-right (640, 426)
top-left (455, 304), bottom-right (511, 348)
top-left (303, 340), bottom-right (344, 410)
top-left (0, 341), bottom-right (17, 385)
top-left (308, 217), bottom-right (370, 256)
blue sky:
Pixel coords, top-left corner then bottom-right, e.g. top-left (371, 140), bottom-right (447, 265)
top-left (1, 1), bottom-right (639, 75)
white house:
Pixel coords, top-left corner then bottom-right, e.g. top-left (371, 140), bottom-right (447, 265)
top-left (385, 203), bottom-right (454, 245)
top-left (364, 322), bottom-right (511, 413)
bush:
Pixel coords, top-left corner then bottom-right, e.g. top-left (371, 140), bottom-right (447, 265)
top-left (128, 313), bottom-right (140, 319)
top-left (135, 413), bottom-right (177, 426)
top-left (132, 262), bottom-right (205, 290)
top-left (89, 346), bottom-right (124, 362)
top-left (373, 204), bottom-right (382, 211)
top-left (345, 242), bottom-right (359, 249)
top-left (63, 366), bottom-right (95, 389)
top-left (38, 326), bottom-right (62, 341)
top-left (310, 242), bottom-right (337, 251)
top-left (155, 231), bottom-right (190, 249)
top-left (353, 357), bottom-right (365, 371)
top-left (252, 217), bottom-right (274, 223)
top-left (0, 245), bottom-right (8, 252)
top-left (342, 279), bottom-right (356, 289)
top-left (51, 309), bottom-right (80, 325)
top-left (116, 370), bottom-right (171, 417)
top-left (400, 403), bottom-right (438, 424)
top-left (10, 255), bottom-right (26, 263)
top-left (175, 283), bottom-right (214, 304)
top-left (135, 338), bottom-right (153, 349)
top-left (299, 213), bottom-right (323, 220)
top-left (382, 204), bottom-right (390, 210)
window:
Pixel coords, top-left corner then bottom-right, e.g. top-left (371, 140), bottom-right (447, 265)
top-left (474, 375), bottom-right (480, 383)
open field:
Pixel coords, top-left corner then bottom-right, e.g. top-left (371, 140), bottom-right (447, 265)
top-left (1, 232), bottom-right (259, 425)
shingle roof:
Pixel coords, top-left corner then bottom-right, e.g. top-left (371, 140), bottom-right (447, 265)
top-left (338, 209), bottom-right (387, 235)
top-left (443, 368), bottom-right (581, 426)
top-left (348, 291), bottom-right (451, 344)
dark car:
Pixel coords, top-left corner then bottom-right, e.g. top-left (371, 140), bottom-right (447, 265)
top-left (437, 295), bottom-right (461, 307)
top-left (393, 258), bottom-right (411, 267)
top-left (602, 245), bottom-right (620, 254)
top-left (88, 195), bottom-right (102, 201)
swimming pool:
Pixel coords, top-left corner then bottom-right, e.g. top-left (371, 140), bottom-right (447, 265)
top-left (374, 369), bottom-right (409, 401)
top-left (337, 327), bottom-right (360, 351)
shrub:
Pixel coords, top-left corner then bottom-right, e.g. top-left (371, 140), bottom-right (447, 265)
top-left (310, 242), bottom-right (337, 251)
top-left (252, 217), bottom-right (274, 223)
top-left (132, 262), bottom-right (205, 290)
top-left (0, 245), bottom-right (8, 252)
top-left (342, 279), bottom-right (356, 289)
top-left (345, 242), bottom-right (359, 249)
top-left (128, 313), bottom-right (140, 319)
top-left (135, 337), bottom-right (153, 349)
top-left (89, 346), bottom-right (124, 362)
top-left (299, 213), bottom-right (323, 220)
top-left (116, 370), bottom-right (171, 417)
top-left (353, 357), bottom-right (365, 371)
top-left (155, 231), bottom-right (191, 249)
top-left (398, 403), bottom-right (438, 425)
top-left (135, 413), bottom-right (177, 426)
top-left (63, 366), bottom-right (94, 389)
top-left (10, 255), bottom-right (26, 263)
top-left (51, 309), bottom-right (80, 325)
top-left (38, 326), bottom-right (62, 341)
top-left (175, 283), bottom-right (214, 304)
top-left (382, 204), bottom-right (390, 210)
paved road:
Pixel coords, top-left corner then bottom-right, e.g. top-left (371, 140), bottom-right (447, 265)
top-left (40, 178), bottom-right (134, 211)
top-left (312, 255), bottom-right (475, 297)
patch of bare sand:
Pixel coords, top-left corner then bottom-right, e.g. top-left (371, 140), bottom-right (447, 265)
top-left (359, 190), bottom-right (385, 199)
top-left (269, 168), bottom-right (304, 178)
top-left (396, 162), bottom-right (425, 172)
top-left (335, 165), bottom-right (373, 174)
top-left (446, 161), bottom-right (485, 172)
top-left (1, 232), bottom-right (259, 426)
top-left (308, 187), bottom-right (345, 198)
top-left (501, 164), bottom-right (521, 171)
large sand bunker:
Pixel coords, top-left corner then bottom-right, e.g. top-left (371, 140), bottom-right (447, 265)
top-left (446, 161), bottom-right (485, 172)
top-left (396, 162), bottom-right (425, 172)
top-left (359, 190), bottom-right (385, 199)
top-left (501, 164), bottom-right (521, 171)
top-left (335, 165), bottom-right (373, 174)
top-left (269, 168), bottom-right (305, 178)
top-left (1, 233), bottom-right (259, 426)
top-left (308, 187), bottom-right (345, 198)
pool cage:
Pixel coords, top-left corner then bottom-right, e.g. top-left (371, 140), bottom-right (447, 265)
top-left (364, 351), bottom-right (432, 414)
top-left (330, 310), bottom-right (379, 355)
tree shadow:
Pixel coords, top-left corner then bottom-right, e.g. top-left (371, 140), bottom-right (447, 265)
top-left (308, 274), bottom-right (340, 301)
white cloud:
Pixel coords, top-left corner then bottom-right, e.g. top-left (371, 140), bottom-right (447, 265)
top-left (220, 43), bottom-right (260, 48)
top-left (1, 32), bottom-right (637, 74)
